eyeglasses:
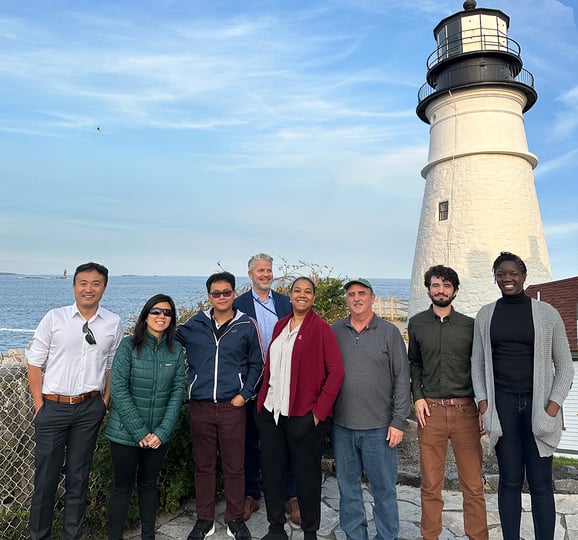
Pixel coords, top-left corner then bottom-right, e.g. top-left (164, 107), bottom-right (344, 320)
top-left (209, 290), bottom-right (234, 298)
top-left (82, 321), bottom-right (97, 345)
top-left (149, 308), bottom-right (173, 317)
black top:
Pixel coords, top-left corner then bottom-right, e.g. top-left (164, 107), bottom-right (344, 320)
top-left (490, 292), bottom-right (534, 393)
top-left (211, 309), bottom-right (235, 340)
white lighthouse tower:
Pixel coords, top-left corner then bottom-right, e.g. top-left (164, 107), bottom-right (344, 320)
top-left (408, 0), bottom-right (551, 317)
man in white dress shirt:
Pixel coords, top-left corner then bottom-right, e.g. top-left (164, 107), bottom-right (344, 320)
top-left (27, 262), bottom-right (123, 540)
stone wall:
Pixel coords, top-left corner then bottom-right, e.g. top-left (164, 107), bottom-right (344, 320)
top-left (0, 349), bottom-right (26, 365)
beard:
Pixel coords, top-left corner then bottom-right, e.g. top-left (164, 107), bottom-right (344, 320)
top-left (253, 281), bottom-right (271, 293)
top-left (429, 293), bottom-right (455, 308)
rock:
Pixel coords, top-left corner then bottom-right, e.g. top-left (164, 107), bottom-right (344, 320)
top-left (554, 478), bottom-right (578, 494)
top-left (1, 349), bottom-right (26, 365)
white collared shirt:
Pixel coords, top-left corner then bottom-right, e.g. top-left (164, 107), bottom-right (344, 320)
top-left (26, 303), bottom-right (123, 395)
top-left (264, 320), bottom-right (301, 423)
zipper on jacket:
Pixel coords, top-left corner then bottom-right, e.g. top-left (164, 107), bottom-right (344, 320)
top-left (150, 342), bottom-right (160, 428)
top-left (189, 374), bottom-right (198, 400)
top-left (211, 318), bottom-right (251, 402)
top-left (213, 341), bottom-right (219, 402)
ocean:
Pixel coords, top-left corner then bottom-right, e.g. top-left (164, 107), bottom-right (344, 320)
top-left (0, 274), bottom-right (410, 353)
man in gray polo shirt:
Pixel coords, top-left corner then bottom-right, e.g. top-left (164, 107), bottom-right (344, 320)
top-left (332, 278), bottom-right (410, 540)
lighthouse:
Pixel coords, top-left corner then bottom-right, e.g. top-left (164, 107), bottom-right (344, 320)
top-left (408, 0), bottom-right (551, 317)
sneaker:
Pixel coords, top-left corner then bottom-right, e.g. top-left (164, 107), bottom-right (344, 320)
top-left (242, 495), bottom-right (260, 521)
top-left (227, 517), bottom-right (252, 540)
top-left (187, 519), bottom-right (215, 540)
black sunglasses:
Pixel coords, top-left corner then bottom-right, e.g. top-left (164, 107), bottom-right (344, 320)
top-left (82, 321), bottom-right (97, 345)
top-left (149, 308), bottom-right (173, 317)
top-left (209, 290), bottom-right (234, 298)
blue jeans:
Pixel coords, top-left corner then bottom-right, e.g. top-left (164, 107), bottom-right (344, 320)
top-left (332, 424), bottom-right (399, 540)
top-left (494, 389), bottom-right (555, 540)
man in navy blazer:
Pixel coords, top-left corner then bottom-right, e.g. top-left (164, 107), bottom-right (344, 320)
top-left (233, 255), bottom-right (291, 325)
top-left (233, 253), bottom-right (296, 523)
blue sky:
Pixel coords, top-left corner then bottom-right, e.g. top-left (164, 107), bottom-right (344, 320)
top-left (1, 0), bottom-right (577, 279)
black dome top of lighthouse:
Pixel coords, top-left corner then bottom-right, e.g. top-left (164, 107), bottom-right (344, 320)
top-left (416, 2), bottom-right (537, 123)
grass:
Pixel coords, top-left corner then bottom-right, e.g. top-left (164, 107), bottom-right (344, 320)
top-left (553, 455), bottom-right (578, 467)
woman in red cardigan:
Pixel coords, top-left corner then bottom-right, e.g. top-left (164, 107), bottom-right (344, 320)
top-left (256, 277), bottom-right (344, 540)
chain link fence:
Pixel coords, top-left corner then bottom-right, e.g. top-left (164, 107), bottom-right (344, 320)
top-left (0, 353), bottom-right (35, 539)
top-left (0, 353), bottom-right (109, 539)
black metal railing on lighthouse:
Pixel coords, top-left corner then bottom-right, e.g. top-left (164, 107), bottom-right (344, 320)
top-left (416, 27), bottom-right (537, 121)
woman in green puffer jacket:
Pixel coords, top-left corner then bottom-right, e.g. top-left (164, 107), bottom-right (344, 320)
top-left (106, 294), bottom-right (185, 540)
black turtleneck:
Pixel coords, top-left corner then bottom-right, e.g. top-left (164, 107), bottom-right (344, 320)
top-left (490, 291), bottom-right (534, 394)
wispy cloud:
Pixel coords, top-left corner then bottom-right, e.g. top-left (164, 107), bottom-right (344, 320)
top-left (0, 6), bottom-right (423, 138)
top-left (545, 221), bottom-right (578, 239)
top-left (551, 85), bottom-right (578, 139)
top-left (535, 148), bottom-right (578, 178)
top-left (0, 0), bottom-right (576, 279)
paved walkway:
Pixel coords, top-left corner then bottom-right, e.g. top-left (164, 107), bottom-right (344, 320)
top-left (124, 475), bottom-right (578, 540)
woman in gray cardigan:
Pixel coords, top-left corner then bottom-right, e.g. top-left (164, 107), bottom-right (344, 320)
top-left (471, 252), bottom-right (574, 540)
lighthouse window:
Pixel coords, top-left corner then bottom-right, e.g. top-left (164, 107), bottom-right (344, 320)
top-left (437, 19), bottom-right (462, 60)
top-left (438, 201), bottom-right (449, 221)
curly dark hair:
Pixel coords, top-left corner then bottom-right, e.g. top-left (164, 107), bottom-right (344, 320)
top-left (423, 265), bottom-right (460, 290)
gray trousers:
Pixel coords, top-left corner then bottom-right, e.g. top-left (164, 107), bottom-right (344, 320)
top-left (29, 395), bottom-right (106, 540)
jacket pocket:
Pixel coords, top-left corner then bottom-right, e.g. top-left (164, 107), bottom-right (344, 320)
top-left (533, 408), bottom-right (562, 447)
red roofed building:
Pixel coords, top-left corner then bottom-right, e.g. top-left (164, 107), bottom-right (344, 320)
top-left (526, 277), bottom-right (578, 355)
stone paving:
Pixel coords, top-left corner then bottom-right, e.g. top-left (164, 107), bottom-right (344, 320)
top-left (123, 475), bottom-right (578, 540)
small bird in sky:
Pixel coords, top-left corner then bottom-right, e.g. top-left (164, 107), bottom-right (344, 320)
top-left (96, 126), bottom-right (101, 132)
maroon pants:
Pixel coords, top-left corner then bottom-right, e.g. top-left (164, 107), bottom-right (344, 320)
top-left (418, 399), bottom-right (488, 540)
top-left (189, 400), bottom-right (246, 523)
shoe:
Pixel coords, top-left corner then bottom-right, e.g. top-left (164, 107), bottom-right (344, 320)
top-left (227, 517), bottom-right (252, 540)
top-left (284, 497), bottom-right (301, 526)
top-left (187, 519), bottom-right (215, 540)
top-left (242, 495), bottom-right (260, 521)
top-left (261, 525), bottom-right (288, 540)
